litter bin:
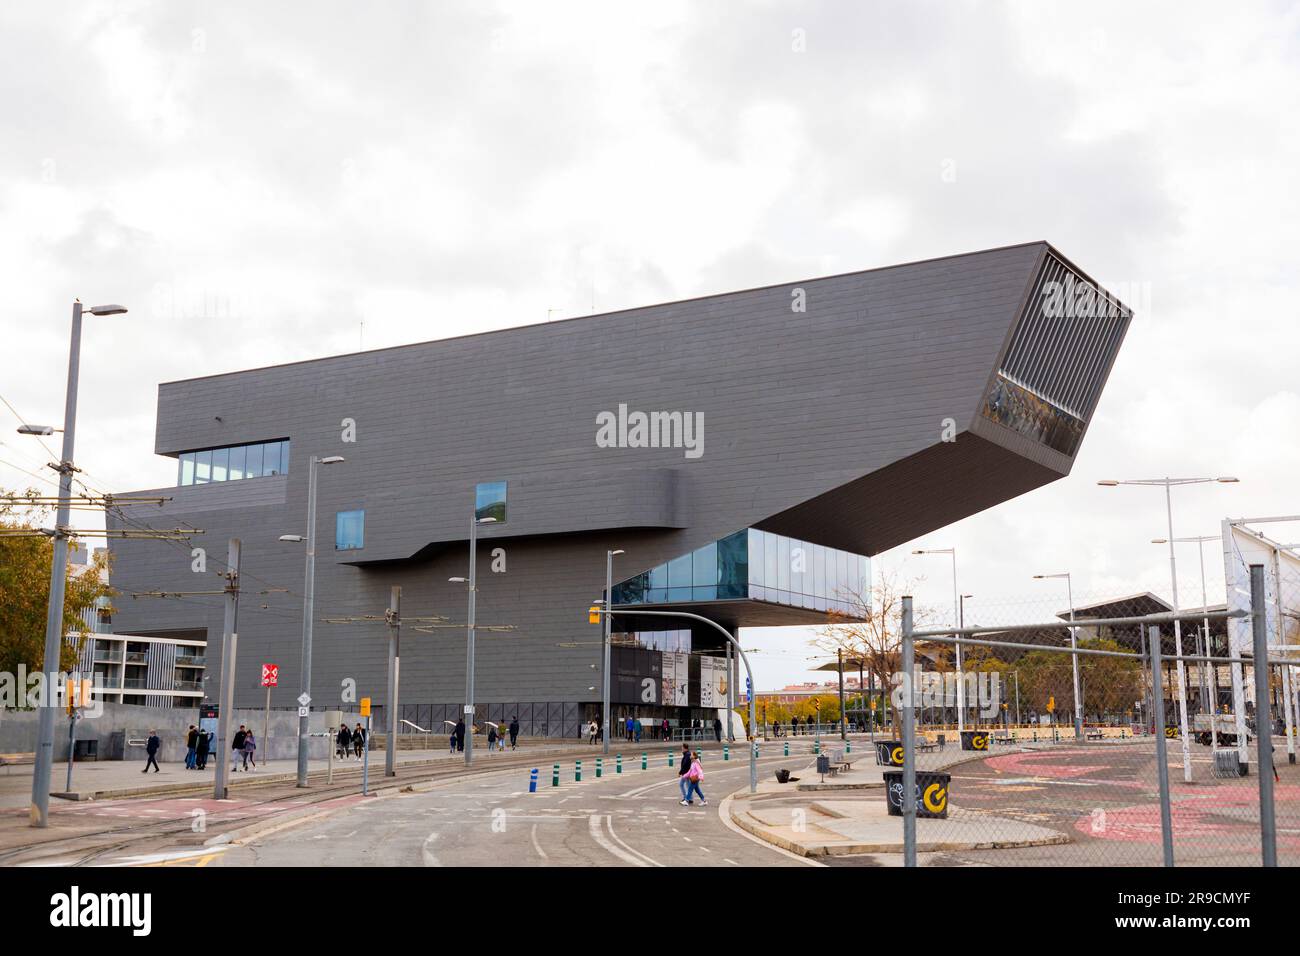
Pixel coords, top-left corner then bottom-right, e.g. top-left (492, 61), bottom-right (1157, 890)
top-left (816, 754), bottom-right (831, 776)
top-left (960, 730), bottom-right (988, 752)
top-left (73, 739), bottom-right (98, 761)
top-left (883, 770), bottom-right (950, 819)
top-left (875, 740), bottom-right (905, 767)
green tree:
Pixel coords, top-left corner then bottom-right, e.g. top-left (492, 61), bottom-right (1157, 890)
top-left (0, 491), bottom-right (112, 677)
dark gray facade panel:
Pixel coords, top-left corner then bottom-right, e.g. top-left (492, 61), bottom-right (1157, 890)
top-left (109, 242), bottom-right (1129, 710)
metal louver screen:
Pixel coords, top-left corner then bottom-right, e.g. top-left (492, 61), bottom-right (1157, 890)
top-left (1000, 253), bottom-right (1131, 420)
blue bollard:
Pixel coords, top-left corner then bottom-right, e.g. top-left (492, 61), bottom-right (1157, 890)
top-left (529, 768), bottom-right (538, 793)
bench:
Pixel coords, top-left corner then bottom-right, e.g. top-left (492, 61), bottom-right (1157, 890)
top-left (991, 733), bottom-right (1015, 746)
top-left (1085, 730), bottom-right (1104, 741)
top-left (819, 749), bottom-right (854, 777)
top-left (0, 753), bottom-right (36, 775)
top-left (916, 739), bottom-right (939, 753)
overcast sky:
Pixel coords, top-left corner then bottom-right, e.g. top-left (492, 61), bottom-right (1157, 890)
top-left (2, 2), bottom-right (1297, 690)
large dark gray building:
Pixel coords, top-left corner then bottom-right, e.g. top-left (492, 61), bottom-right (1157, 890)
top-left (106, 241), bottom-right (1131, 736)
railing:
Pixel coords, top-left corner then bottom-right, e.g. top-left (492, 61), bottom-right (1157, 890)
top-left (175, 655), bottom-right (206, 667)
top-left (122, 677), bottom-right (148, 689)
top-left (124, 651), bottom-right (148, 664)
top-left (173, 680), bottom-right (204, 692)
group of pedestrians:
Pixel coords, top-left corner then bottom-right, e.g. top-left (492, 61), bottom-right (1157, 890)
top-left (449, 716), bottom-right (521, 753)
top-left (676, 743), bottom-right (706, 806)
top-left (230, 724), bottom-right (258, 771)
top-left (336, 722), bottom-right (368, 759)
top-left (184, 725), bottom-right (213, 770)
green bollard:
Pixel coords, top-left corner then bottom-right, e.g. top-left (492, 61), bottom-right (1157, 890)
top-left (575, 759), bottom-right (582, 782)
top-left (668, 751), bottom-right (674, 767)
top-left (642, 752), bottom-right (648, 770)
top-left (783, 741), bottom-right (789, 757)
top-left (596, 757), bottom-right (603, 778)
top-left (552, 763), bottom-right (560, 787)
top-left (846, 740), bottom-right (851, 754)
top-left (616, 754), bottom-right (623, 774)
top-left (724, 744), bottom-right (730, 761)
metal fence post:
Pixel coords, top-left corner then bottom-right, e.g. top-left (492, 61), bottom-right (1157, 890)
top-left (1250, 564), bottom-right (1278, 866)
top-left (1147, 624), bottom-right (1174, 867)
top-left (902, 596), bottom-right (917, 867)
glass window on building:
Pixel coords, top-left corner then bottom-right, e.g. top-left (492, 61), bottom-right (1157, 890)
top-left (245, 442), bottom-right (264, 478)
top-left (336, 509), bottom-right (365, 550)
top-left (179, 452), bottom-right (195, 486)
top-left (228, 444), bottom-right (246, 480)
top-left (475, 481), bottom-right (507, 522)
top-left (194, 449), bottom-right (212, 484)
top-left (262, 441), bottom-right (283, 477)
top-left (211, 447), bottom-right (229, 482)
top-left (280, 439), bottom-right (291, 475)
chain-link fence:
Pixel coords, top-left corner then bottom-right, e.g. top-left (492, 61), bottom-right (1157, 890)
top-left (886, 568), bottom-right (1298, 867)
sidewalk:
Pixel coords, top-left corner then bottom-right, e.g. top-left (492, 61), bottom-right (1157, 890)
top-left (727, 743), bottom-right (1071, 857)
top-left (0, 737), bottom-right (632, 809)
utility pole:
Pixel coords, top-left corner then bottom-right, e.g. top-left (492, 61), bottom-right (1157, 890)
top-left (213, 539), bottom-right (241, 800)
top-left (602, 548), bottom-right (623, 756)
top-left (385, 586), bottom-right (400, 777)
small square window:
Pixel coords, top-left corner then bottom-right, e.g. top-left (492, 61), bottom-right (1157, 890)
top-left (336, 510), bottom-right (364, 551)
top-left (475, 481), bottom-right (507, 523)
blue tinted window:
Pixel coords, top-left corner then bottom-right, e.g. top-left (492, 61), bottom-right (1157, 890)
top-left (692, 541), bottom-right (717, 587)
top-left (667, 554), bottom-right (692, 589)
top-left (245, 443), bottom-right (264, 478)
top-left (194, 450), bottom-right (212, 484)
top-left (336, 510), bottom-right (364, 550)
top-left (475, 481), bottom-right (507, 523)
top-left (649, 563), bottom-right (668, 590)
top-left (262, 442), bottom-right (282, 476)
top-left (280, 440), bottom-right (291, 476)
top-left (228, 445), bottom-right (246, 480)
top-left (211, 447), bottom-right (229, 482)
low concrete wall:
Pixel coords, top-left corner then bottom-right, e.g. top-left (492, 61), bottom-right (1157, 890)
top-left (0, 703), bottom-right (367, 763)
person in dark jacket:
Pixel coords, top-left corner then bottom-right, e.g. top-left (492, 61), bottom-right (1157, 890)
top-left (143, 730), bottom-right (161, 773)
top-left (196, 730), bottom-right (211, 770)
top-left (337, 724), bottom-right (352, 759)
top-left (231, 726), bottom-right (247, 772)
top-left (713, 717), bottom-right (723, 742)
top-left (454, 719), bottom-right (465, 753)
top-left (676, 743), bottom-right (692, 802)
top-left (353, 723), bottom-right (365, 759)
top-left (508, 716), bottom-right (519, 750)
top-left (185, 725), bottom-right (199, 769)
top-left (487, 724), bottom-right (498, 752)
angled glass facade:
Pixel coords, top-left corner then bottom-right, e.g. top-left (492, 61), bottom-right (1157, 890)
top-left (611, 528), bottom-right (868, 615)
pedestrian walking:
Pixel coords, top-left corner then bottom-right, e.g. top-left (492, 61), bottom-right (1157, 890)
top-left (625, 715), bottom-right (634, 740)
top-left (634, 718), bottom-right (642, 743)
top-left (143, 730), bottom-right (161, 773)
top-left (454, 718), bottom-right (465, 753)
top-left (588, 719), bottom-right (599, 744)
top-left (509, 715), bottom-right (519, 750)
top-left (231, 725), bottom-right (247, 773)
top-left (185, 725), bottom-right (199, 769)
top-left (676, 743), bottom-right (692, 804)
top-left (353, 722), bottom-right (366, 758)
top-left (196, 730), bottom-right (211, 770)
top-left (449, 727), bottom-right (457, 754)
top-left (713, 717), bottom-right (722, 742)
top-left (682, 750), bottom-right (706, 806)
top-left (337, 723), bottom-right (352, 760)
top-left (661, 718), bottom-right (669, 741)
top-left (241, 730), bottom-right (257, 770)
top-left (487, 724), bottom-right (498, 753)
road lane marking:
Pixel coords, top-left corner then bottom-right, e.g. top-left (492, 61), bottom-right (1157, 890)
top-left (605, 816), bottom-right (663, 867)
top-left (588, 814), bottom-right (649, 866)
top-left (530, 824), bottom-right (548, 860)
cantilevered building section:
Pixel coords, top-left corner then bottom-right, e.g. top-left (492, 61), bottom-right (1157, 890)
top-left (107, 241), bottom-right (1131, 734)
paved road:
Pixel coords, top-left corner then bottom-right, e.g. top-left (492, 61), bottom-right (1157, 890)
top-left (81, 750), bottom-right (824, 868)
top-left (827, 741), bottom-right (1300, 867)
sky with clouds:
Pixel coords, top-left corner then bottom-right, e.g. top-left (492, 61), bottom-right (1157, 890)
top-left (2, 1), bottom-right (1297, 689)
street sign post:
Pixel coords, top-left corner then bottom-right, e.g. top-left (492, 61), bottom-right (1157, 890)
top-left (261, 664), bottom-right (278, 765)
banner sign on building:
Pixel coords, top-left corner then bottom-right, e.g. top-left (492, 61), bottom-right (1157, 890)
top-left (700, 656), bottom-right (728, 708)
top-left (663, 651), bottom-right (689, 707)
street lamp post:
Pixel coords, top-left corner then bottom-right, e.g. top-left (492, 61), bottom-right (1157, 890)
top-left (913, 548), bottom-right (963, 733)
top-left (1033, 572), bottom-right (1083, 739)
top-left (1153, 535), bottom-right (1220, 747)
top-left (26, 300), bottom-right (127, 829)
top-left (451, 514), bottom-right (497, 767)
top-left (602, 549), bottom-right (624, 756)
top-left (1098, 476), bottom-right (1239, 782)
top-left (285, 454), bottom-right (345, 788)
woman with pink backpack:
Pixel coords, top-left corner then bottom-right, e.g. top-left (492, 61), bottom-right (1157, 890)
top-left (680, 750), bottom-right (706, 806)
